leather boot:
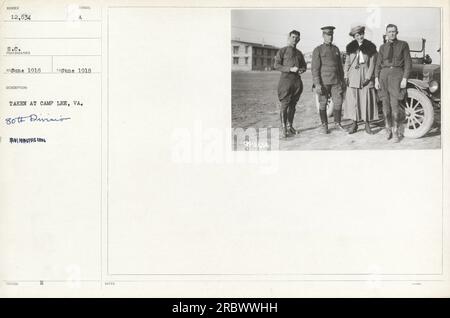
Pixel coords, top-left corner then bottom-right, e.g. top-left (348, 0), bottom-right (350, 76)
top-left (287, 105), bottom-right (297, 135)
top-left (333, 109), bottom-right (346, 131)
top-left (347, 120), bottom-right (358, 134)
top-left (385, 117), bottom-right (392, 140)
top-left (364, 121), bottom-right (374, 135)
top-left (319, 110), bottom-right (329, 134)
top-left (280, 110), bottom-right (289, 138)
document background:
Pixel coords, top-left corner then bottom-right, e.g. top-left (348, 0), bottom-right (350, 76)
top-left (0, 0), bottom-right (449, 297)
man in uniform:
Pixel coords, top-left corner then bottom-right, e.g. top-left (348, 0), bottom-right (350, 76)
top-left (311, 26), bottom-right (346, 134)
top-left (375, 24), bottom-right (412, 142)
top-left (274, 29), bottom-right (307, 138)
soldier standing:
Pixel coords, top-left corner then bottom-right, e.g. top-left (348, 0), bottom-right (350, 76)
top-left (311, 26), bottom-right (346, 134)
top-left (375, 24), bottom-right (412, 142)
top-left (274, 30), bottom-right (307, 138)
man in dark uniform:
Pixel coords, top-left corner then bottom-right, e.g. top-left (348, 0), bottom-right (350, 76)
top-left (274, 30), bottom-right (307, 138)
top-left (375, 24), bottom-right (412, 142)
top-left (311, 26), bottom-right (346, 134)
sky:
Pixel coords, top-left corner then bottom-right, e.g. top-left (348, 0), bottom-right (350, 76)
top-left (231, 8), bottom-right (441, 64)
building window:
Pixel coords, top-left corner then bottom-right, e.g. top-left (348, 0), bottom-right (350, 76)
top-left (245, 46), bottom-right (249, 54)
top-left (245, 57), bottom-right (249, 64)
top-left (267, 58), bottom-right (271, 66)
top-left (253, 58), bottom-right (256, 66)
top-left (233, 57), bottom-right (239, 65)
top-left (233, 46), bottom-right (239, 54)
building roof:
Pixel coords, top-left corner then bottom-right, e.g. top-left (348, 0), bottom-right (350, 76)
top-left (231, 39), bottom-right (279, 49)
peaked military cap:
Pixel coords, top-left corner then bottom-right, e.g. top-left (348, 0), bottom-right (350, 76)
top-left (321, 26), bottom-right (335, 35)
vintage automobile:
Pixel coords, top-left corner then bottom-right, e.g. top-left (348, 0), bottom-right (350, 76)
top-left (314, 38), bottom-right (441, 139)
top-left (401, 38), bottom-right (440, 138)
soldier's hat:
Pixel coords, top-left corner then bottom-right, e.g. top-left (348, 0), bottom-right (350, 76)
top-left (321, 26), bottom-right (335, 35)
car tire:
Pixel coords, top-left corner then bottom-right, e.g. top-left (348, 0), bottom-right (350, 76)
top-left (314, 93), bottom-right (334, 117)
top-left (400, 88), bottom-right (434, 139)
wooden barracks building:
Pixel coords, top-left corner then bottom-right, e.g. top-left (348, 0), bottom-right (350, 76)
top-left (231, 40), bottom-right (279, 71)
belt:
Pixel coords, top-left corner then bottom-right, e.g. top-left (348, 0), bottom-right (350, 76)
top-left (382, 65), bottom-right (402, 69)
top-left (281, 72), bottom-right (301, 77)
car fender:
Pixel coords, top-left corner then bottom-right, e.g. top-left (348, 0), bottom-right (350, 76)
top-left (407, 78), bottom-right (429, 92)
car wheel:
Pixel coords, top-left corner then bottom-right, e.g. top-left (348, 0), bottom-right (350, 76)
top-left (314, 93), bottom-right (334, 117)
top-left (400, 88), bottom-right (434, 139)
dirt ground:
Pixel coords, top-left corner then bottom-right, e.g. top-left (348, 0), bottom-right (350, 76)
top-left (232, 71), bottom-right (441, 150)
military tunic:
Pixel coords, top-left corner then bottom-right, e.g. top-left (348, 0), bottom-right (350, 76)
top-left (274, 46), bottom-right (307, 111)
top-left (375, 39), bottom-right (412, 123)
top-left (311, 43), bottom-right (345, 110)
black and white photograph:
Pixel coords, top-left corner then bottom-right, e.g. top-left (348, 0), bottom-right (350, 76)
top-left (1, 0), bottom-right (449, 300)
top-left (231, 8), bottom-right (441, 150)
